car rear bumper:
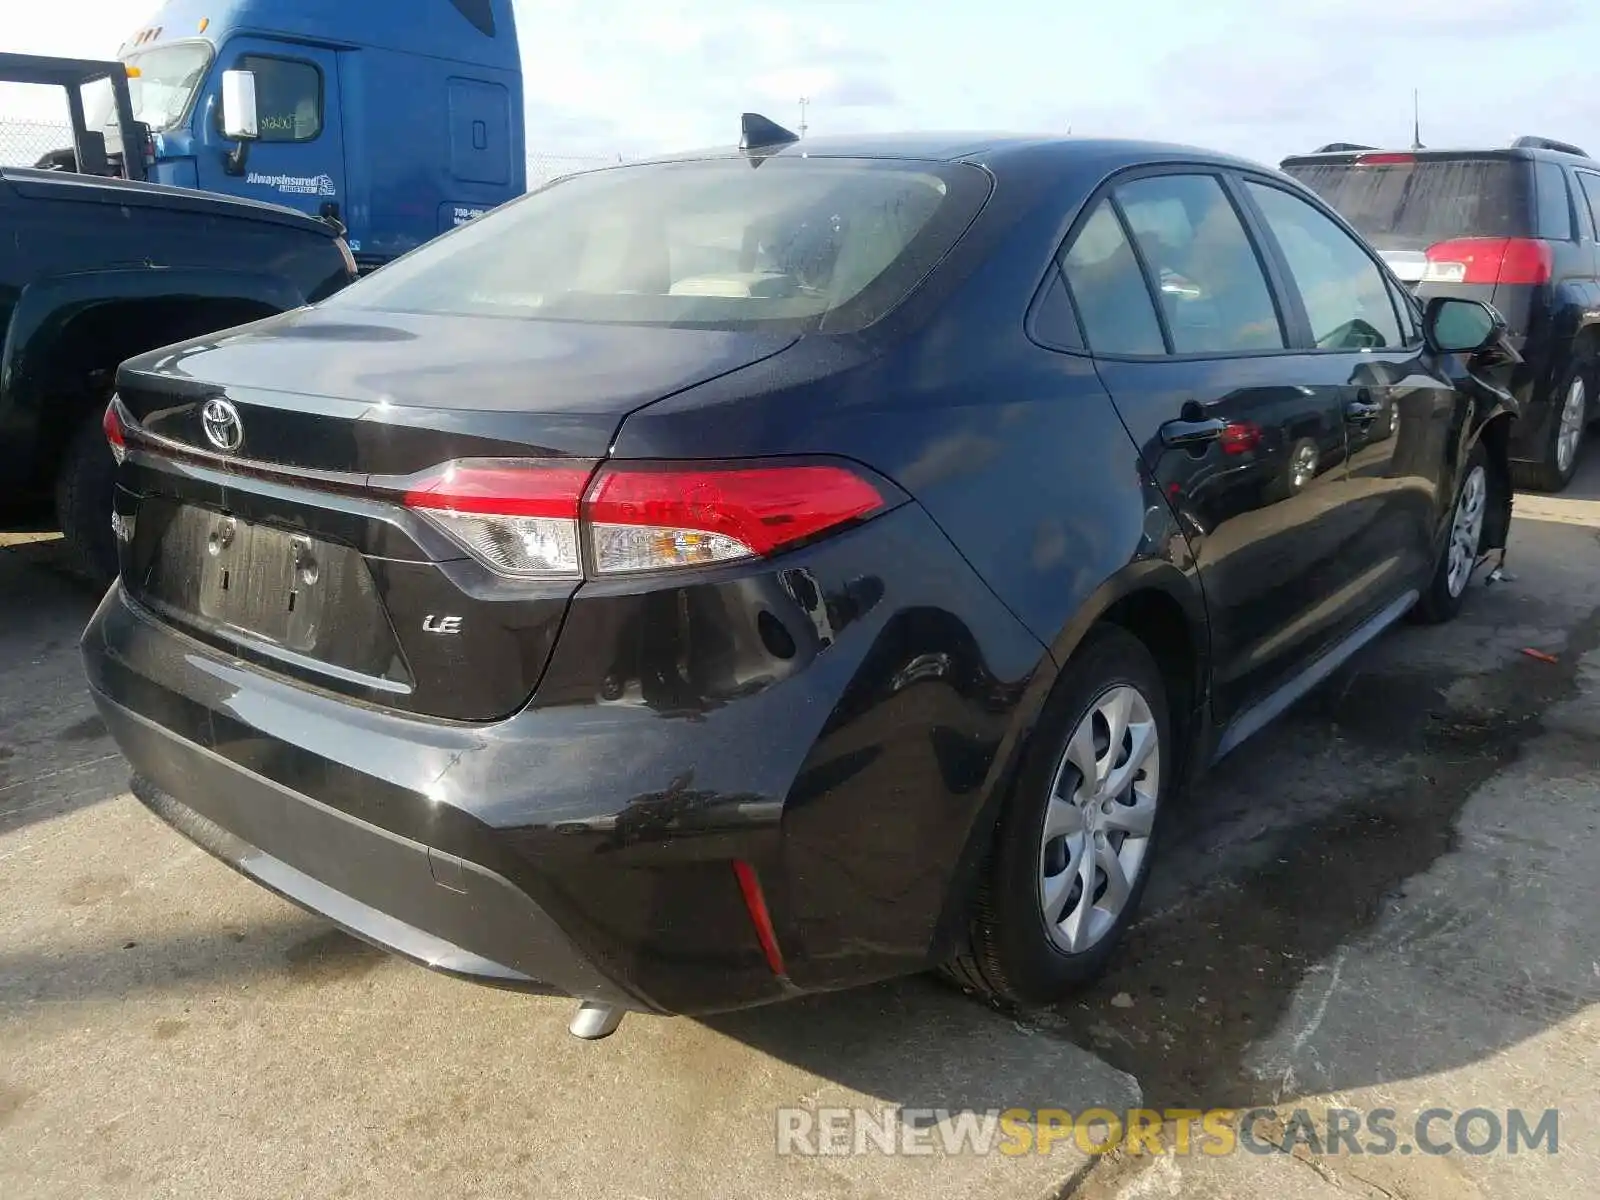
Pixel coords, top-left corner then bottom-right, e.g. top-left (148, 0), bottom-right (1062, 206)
top-left (81, 501), bottom-right (1048, 1014)
top-left (83, 583), bottom-right (780, 1015)
top-left (110, 708), bottom-right (626, 1004)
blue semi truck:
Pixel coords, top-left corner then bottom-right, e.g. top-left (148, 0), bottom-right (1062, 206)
top-left (96, 0), bottom-right (526, 268)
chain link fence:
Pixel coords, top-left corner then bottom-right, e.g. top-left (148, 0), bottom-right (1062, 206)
top-left (2, 118), bottom-right (628, 181)
top-left (0, 119), bottom-right (71, 167)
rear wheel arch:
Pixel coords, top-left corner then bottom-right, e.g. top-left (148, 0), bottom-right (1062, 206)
top-left (1045, 562), bottom-right (1209, 759)
top-left (13, 288), bottom-right (288, 489)
top-left (1571, 321), bottom-right (1600, 406)
top-left (943, 621), bottom-right (1178, 1004)
top-left (932, 564), bottom-right (1210, 971)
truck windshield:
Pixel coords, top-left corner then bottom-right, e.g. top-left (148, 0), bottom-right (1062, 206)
top-left (323, 157), bottom-right (991, 333)
top-left (86, 42), bottom-right (213, 133)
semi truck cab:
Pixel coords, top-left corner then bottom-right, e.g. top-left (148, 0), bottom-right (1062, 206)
top-left (95, 0), bottom-right (525, 268)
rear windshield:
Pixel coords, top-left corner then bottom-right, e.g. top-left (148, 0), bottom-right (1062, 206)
top-left (326, 157), bottom-right (991, 332)
top-left (1283, 157), bottom-right (1529, 242)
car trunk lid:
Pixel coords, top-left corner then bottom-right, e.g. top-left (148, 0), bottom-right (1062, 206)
top-left (112, 307), bottom-right (798, 721)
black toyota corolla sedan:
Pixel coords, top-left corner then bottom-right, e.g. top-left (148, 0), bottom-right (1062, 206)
top-left (84, 119), bottom-right (1518, 1039)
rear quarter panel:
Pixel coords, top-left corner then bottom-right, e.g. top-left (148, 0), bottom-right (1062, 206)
top-left (607, 155), bottom-right (1207, 976)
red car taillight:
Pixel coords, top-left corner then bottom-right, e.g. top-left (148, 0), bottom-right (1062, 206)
top-left (103, 398), bottom-right (128, 464)
top-left (584, 463), bottom-right (885, 574)
top-left (1423, 237), bottom-right (1553, 286)
top-left (402, 458), bottom-right (889, 579)
top-left (404, 460), bottom-right (592, 578)
top-left (1220, 420), bottom-right (1262, 456)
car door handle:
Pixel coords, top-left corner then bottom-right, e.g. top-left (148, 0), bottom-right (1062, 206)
top-left (1160, 417), bottom-right (1227, 448)
top-left (1344, 391), bottom-right (1382, 422)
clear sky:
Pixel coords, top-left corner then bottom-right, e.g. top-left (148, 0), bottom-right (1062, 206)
top-left (1, 0), bottom-right (1595, 167)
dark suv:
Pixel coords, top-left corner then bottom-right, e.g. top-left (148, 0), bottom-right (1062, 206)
top-left (1282, 138), bottom-right (1600, 491)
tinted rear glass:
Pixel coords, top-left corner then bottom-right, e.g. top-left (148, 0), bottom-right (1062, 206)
top-left (1535, 160), bottom-right (1574, 240)
top-left (1283, 157), bottom-right (1530, 241)
top-left (326, 158), bottom-right (991, 333)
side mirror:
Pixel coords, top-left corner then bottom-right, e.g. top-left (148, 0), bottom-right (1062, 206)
top-left (220, 69), bottom-right (259, 141)
top-left (1424, 296), bottom-right (1503, 354)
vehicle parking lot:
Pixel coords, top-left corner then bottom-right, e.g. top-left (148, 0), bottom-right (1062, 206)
top-left (2, 453), bottom-right (1597, 1200)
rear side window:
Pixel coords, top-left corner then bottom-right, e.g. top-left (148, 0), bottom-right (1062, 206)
top-left (1535, 161), bottom-right (1573, 240)
top-left (1576, 173), bottom-right (1600, 241)
top-left (240, 55), bottom-right (321, 142)
top-left (1284, 157), bottom-right (1530, 241)
top-left (1246, 182), bottom-right (1403, 350)
top-left (324, 157), bottom-right (991, 333)
top-left (1115, 174), bottom-right (1285, 354)
top-left (1060, 200), bottom-right (1166, 356)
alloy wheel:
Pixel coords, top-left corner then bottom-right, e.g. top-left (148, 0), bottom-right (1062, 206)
top-left (1290, 442), bottom-right (1318, 491)
top-left (1556, 376), bottom-right (1586, 476)
top-left (1446, 464), bottom-right (1487, 598)
top-left (1037, 684), bottom-right (1161, 954)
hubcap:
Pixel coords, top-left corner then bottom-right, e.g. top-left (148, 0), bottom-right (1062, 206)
top-left (1446, 464), bottom-right (1487, 598)
top-left (1556, 376), bottom-right (1586, 475)
top-left (1038, 685), bottom-right (1161, 954)
top-left (1291, 442), bottom-right (1318, 490)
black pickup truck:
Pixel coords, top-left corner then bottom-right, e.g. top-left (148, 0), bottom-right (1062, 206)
top-left (0, 53), bottom-right (355, 583)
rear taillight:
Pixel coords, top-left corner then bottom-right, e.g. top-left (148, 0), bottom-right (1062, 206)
top-left (1220, 420), bottom-right (1261, 456)
top-left (103, 399), bottom-right (128, 464)
top-left (404, 460), bottom-right (591, 578)
top-left (584, 463), bottom-right (885, 574)
top-left (1423, 237), bottom-right (1553, 286)
top-left (402, 458), bottom-right (889, 579)
top-left (1356, 152), bottom-right (1416, 166)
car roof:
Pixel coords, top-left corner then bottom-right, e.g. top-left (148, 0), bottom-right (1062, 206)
top-left (635, 132), bottom-right (1278, 176)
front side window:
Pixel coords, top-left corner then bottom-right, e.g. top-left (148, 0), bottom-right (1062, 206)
top-left (1246, 182), bottom-right (1403, 351)
top-left (1386, 274), bottom-right (1421, 344)
top-left (323, 157), bottom-right (991, 333)
top-left (239, 55), bottom-right (322, 142)
top-left (1115, 173), bottom-right (1285, 354)
top-left (1059, 199), bottom-right (1166, 356)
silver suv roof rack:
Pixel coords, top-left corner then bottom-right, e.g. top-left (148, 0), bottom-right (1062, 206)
top-left (1511, 136), bottom-right (1590, 158)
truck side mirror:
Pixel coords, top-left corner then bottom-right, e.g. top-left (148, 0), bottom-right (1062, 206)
top-left (220, 70), bottom-right (259, 141)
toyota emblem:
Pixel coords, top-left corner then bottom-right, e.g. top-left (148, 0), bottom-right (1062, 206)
top-left (201, 398), bottom-right (243, 452)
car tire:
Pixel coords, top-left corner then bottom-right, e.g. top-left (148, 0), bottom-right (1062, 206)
top-left (1411, 442), bottom-right (1489, 626)
top-left (1511, 360), bottom-right (1588, 493)
top-left (1265, 436), bottom-right (1319, 502)
top-left (54, 407), bottom-right (118, 591)
top-left (946, 625), bottom-right (1171, 1007)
